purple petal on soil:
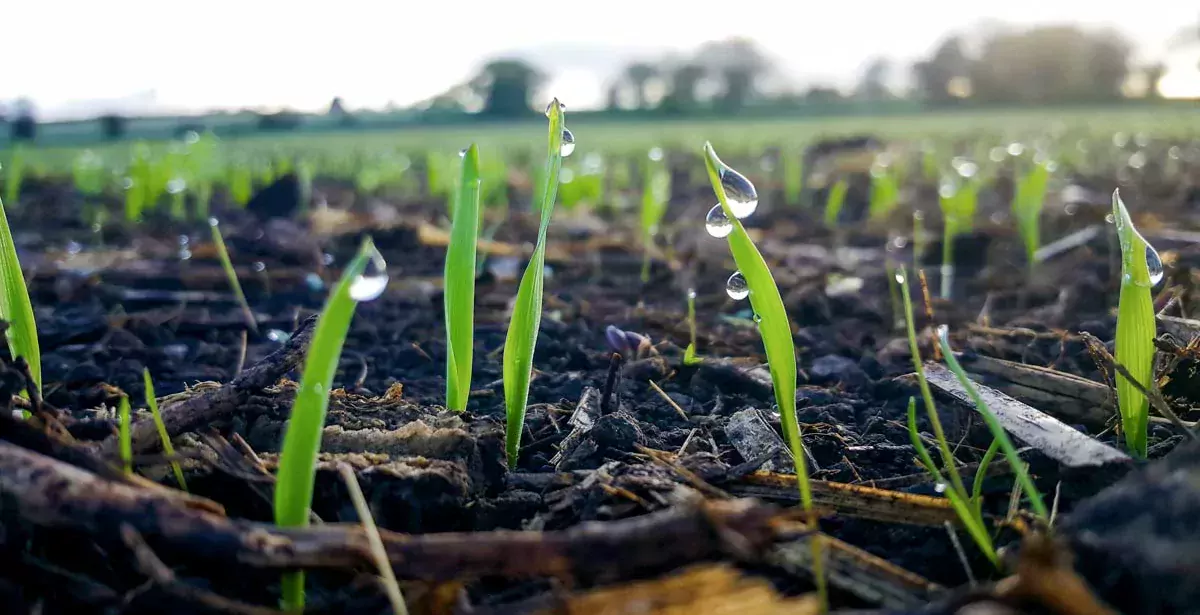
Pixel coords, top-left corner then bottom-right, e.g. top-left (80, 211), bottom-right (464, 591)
top-left (604, 325), bottom-right (631, 356)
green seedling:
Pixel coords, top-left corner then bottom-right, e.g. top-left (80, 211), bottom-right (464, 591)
top-left (867, 165), bottom-right (900, 221)
top-left (503, 100), bottom-right (566, 468)
top-left (683, 288), bottom-right (701, 366)
top-left (208, 218), bottom-right (259, 335)
top-left (1111, 190), bottom-right (1160, 458)
top-left (1012, 160), bottom-right (1052, 268)
top-left (4, 145), bottom-right (24, 207)
top-left (896, 266), bottom-right (991, 562)
top-left (937, 176), bottom-right (980, 299)
top-left (640, 161), bottom-right (671, 282)
top-left (275, 238), bottom-right (387, 611)
top-left (782, 147), bottom-right (804, 206)
top-left (0, 195), bottom-right (40, 395)
top-left (445, 145), bottom-right (482, 412)
top-left (938, 326), bottom-right (1048, 520)
top-left (144, 369), bottom-right (187, 491)
top-left (702, 142), bottom-right (826, 608)
top-left (118, 394), bottom-right (132, 475)
top-left (822, 178), bottom-right (849, 229)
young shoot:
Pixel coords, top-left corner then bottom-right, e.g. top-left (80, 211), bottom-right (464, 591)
top-left (867, 163), bottom-right (900, 221)
top-left (702, 142), bottom-right (826, 607)
top-left (274, 238), bottom-right (388, 611)
top-left (0, 195), bottom-right (41, 396)
top-left (118, 394), bottom-right (132, 475)
top-left (937, 175), bottom-right (980, 299)
top-left (144, 369), bottom-right (187, 490)
top-left (783, 147), bottom-right (804, 206)
top-left (444, 145), bottom-right (482, 412)
top-left (938, 326), bottom-right (1048, 520)
top-left (822, 178), bottom-right (849, 229)
top-left (683, 288), bottom-right (701, 366)
top-left (208, 218), bottom-right (259, 335)
top-left (1110, 190), bottom-right (1162, 458)
top-left (640, 159), bottom-right (671, 283)
top-left (503, 100), bottom-right (567, 467)
top-left (1012, 160), bottom-right (1053, 269)
top-left (4, 145), bottom-right (24, 208)
top-left (896, 266), bottom-right (996, 565)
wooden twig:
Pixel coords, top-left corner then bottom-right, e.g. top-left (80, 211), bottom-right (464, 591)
top-left (1080, 332), bottom-right (1198, 440)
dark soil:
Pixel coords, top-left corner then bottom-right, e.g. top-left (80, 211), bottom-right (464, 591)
top-left (2, 143), bottom-right (1199, 614)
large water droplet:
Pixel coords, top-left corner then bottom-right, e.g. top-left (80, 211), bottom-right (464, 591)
top-left (560, 129), bottom-right (576, 157)
top-left (349, 246), bottom-right (388, 301)
top-left (719, 167), bottom-right (758, 218)
top-left (1146, 245), bottom-right (1164, 286)
top-left (705, 205), bottom-right (733, 238)
top-left (725, 271), bottom-right (749, 300)
top-left (934, 482), bottom-right (947, 494)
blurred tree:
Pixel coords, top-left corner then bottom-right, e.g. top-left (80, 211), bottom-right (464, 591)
top-left (658, 63), bottom-right (706, 115)
top-left (1142, 63), bottom-right (1167, 98)
top-left (604, 84), bottom-right (621, 111)
top-left (623, 62), bottom-right (657, 110)
top-left (99, 114), bottom-right (127, 140)
top-left (696, 37), bottom-right (771, 112)
top-left (968, 26), bottom-right (1131, 103)
top-left (912, 36), bottom-right (970, 104)
top-left (10, 98), bottom-right (37, 142)
top-left (471, 59), bottom-right (544, 118)
top-left (856, 57), bottom-right (892, 100)
top-left (328, 97), bottom-right (346, 115)
top-left (803, 85), bottom-right (844, 103)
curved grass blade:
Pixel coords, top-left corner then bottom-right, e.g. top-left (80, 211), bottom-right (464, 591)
top-left (503, 100), bottom-right (566, 467)
top-left (144, 369), bottom-right (187, 491)
top-left (118, 394), bottom-right (132, 475)
top-left (445, 145), bottom-right (482, 412)
top-left (0, 195), bottom-right (40, 395)
top-left (702, 142), bottom-right (826, 607)
top-left (1110, 189), bottom-right (1157, 458)
top-left (209, 218), bottom-right (259, 335)
top-left (1013, 161), bottom-right (1051, 268)
top-left (938, 328), bottom-right (1048, 519)
top-left (822, 178), bottom-right (849, 229)
top-left (274, 237), bottom-right (383, 611)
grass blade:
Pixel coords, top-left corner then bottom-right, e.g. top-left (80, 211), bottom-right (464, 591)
top-left (502, 101), bottom-right (566, 468)
top-left (445, 145), bottom-right (482, 412)
top-left (1110, 189), bottom-right (1158, 458)
top-left (702, 142), bottom-right (826, 608)
top-left (274, 237), bottom-right (385, 611)
top-left (0, 195), bottom-right (40, 394)
top-left (822, 178), bottom-right (849, 228)
top-left (144, 369), bottom-right (187, 491)
top-left (208, 218), bottom-right (259, 335)
top-left (118, 395), bottom-right (132, 475)
top-left (938, 327), bottom-right (1048, 519)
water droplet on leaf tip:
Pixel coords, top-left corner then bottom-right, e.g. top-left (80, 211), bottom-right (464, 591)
top-left (894, 272), bottom-right (906, 285)
top-left (207, 217), bottom-right (219, 227)
top-left (560, 129), bottom-right (576, 157)
top-left (458, 148), bottom-right (468, 158)
top-left (1146, 245), bottom-right (1164, 286)
top-left (936, 324), bottom-right (950, 342)
top-left (252, 261), bottom-right (266, 272)
top-left (349, 247), bottom-right (389, 302)
top-left (725, 271), bottom-right (749, 301)
top-left (934, 482), bottom-right (947, 494)
top-left (718, 166), bottom-right (758, 218)
top-left (687, 288), bottom-right (697, 300)
top-left (705, 205), bottom-right (733, 238)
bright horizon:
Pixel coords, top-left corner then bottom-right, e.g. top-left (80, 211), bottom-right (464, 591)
top-left (8, 0), bottom-right (1200, 119)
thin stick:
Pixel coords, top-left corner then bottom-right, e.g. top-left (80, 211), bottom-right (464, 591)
top-left (648, 380), bottom-right (688, 420)
top-left (943, 521), bottom-right (976, 586)
top-left (234, 330), bottom-right (248, 379)
top-left (1081, 332), bottom-right (1197, 441)
top-left (336, 463), bottom-right (408, 615)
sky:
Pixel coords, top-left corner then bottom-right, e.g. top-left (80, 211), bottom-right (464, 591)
top-left (6, 0), bottom-right (1199, 119)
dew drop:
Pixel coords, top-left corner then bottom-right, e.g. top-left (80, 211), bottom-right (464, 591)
top-left (305, 272), bottom-right (325, 292)
top-left (725, 271), bottom-right (749, 300)
top-left (166, 177), bottom-right (187, 194)
top-left (458, 148), bottom-right (468, 158)
top-left (1146, 245), bottom-right (1164, 286)
top-left (752, 313), bottom-right (762, 324)
top-left (267, 329), bottom-right (291, 343)
top-left (1105, 213), bottom-right (1115, 224)
top-left (988, 147), bottom-right (1006, 163)
top-left (705, 205), bottom-right (733, 238)
top-left (894, 272), bottom-right (906, 285)
top-left (1006, 142), bottom-right (1025, 157)
top-left (718, 166), bottom-right (758, 218)
top-left (65, 241), bottom-right (82, 256)
top-left (207, 217), bottom-right (219, 227)
top-left (252, 261), bottom-right (266, 273)
top-left (544, 100), bottom-right (566, 117)
top-left (559, 129), bottom-right (576, 157)
top-left (687, 288), bottom-right (697, 300)
top-left (934, 482), bottom-right (947, 494)
top-left (322, 253), bottom-right (335, 266)
top-left (349, 246), bottom-right (389, 301)
top-left (648, 147), bottom-right (664, 162)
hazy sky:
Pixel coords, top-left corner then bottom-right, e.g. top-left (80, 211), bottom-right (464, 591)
top-left (8, 0), bottom-right (1198, 118)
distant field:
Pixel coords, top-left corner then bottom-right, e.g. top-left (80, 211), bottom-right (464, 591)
top-left (9, 105), bottom-right (1199, 168)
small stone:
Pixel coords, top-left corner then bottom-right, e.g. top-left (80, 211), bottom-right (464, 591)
top-left (810, 354), bottom-right (868, 388)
